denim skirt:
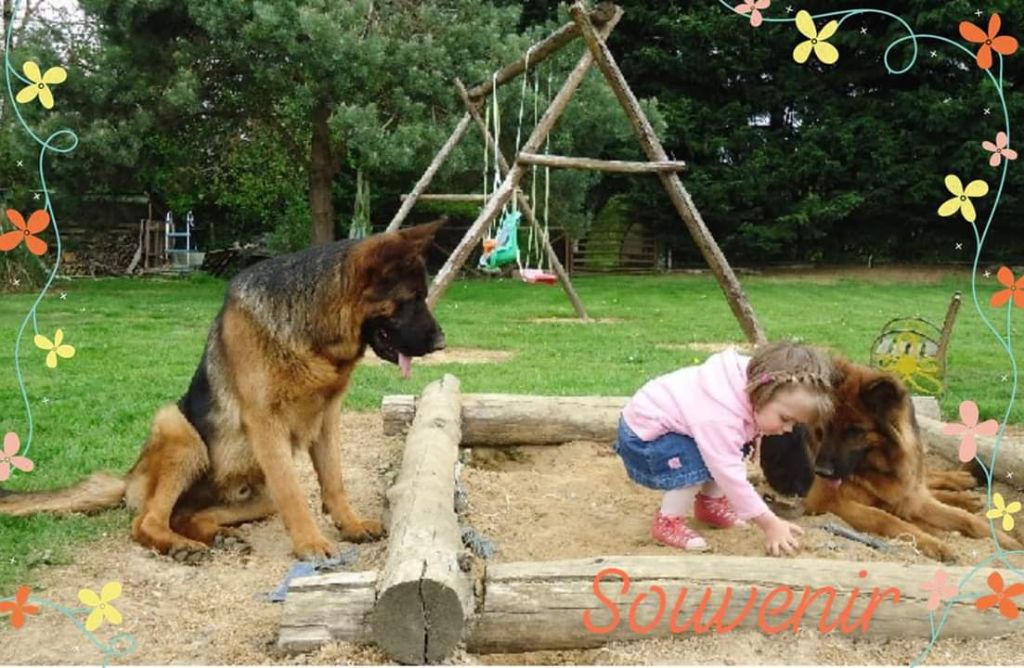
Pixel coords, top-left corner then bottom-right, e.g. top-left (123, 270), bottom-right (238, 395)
top-left (613, 416), bottom-right (713, 491)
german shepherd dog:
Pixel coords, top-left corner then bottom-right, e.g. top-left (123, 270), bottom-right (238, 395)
top-left (761, 358), bottom-right (1022, 562)
top-left (0, 222), bottom-right (446, 561)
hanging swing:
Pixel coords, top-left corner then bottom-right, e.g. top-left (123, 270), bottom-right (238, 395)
top-left (478, 70), bottom-right (522, 273)
top-left (479, 209), bottom-right (521, 271)
top-left (478, 52), bottom-right (558, 284)
top-left (518, 67), bottom-right (557, 286)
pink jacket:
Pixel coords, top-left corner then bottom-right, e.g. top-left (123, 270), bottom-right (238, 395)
top-left (621, 348), bottom-right (768, 520)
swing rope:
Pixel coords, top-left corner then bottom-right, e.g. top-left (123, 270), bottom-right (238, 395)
top-left (518, 69), bottom-right (556, 285)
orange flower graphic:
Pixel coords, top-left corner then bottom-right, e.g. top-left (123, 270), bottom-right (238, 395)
top-left (959, 14), bottom-right (1019, 70)
top-left (975, 571), bottom-right (1024, 620)
top-left (0, 209), bottom-right (50, 256)
top-left (0, 586), bottom-right (41, 629)
top-left (991, 266), bottom-right (1024, 309)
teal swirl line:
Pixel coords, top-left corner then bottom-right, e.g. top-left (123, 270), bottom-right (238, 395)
top-left (2, 0), bottom-right (79, 461)
top-left (0, 592), bottom-right (137, 666)
top-left (716, 2), bottom-right (1021, 665)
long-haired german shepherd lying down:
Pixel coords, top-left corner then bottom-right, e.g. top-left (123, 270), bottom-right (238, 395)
top-left (0, 222), bottom-right (446, 561)
top-left (760, 358), bottom-right (1022, 562)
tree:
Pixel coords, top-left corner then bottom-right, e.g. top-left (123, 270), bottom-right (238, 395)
top-left (517, 0), bottom-right (1024, 264)
top-left (67, 0), bottom-right (530, 245)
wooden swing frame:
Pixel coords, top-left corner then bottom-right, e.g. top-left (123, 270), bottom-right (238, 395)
top-left (386, 0), bottom-right (765, 343)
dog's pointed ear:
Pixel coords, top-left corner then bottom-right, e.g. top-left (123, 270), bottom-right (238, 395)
top-left (860, 374), bottom-right (906, 417)
top-left (396, 217), bottom-right (446, 256)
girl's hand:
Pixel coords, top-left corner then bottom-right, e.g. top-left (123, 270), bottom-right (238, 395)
top-left (755, 513), bottom-right (804, 556)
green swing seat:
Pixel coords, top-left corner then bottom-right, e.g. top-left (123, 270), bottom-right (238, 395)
top-left (479, 209), bottom-right (521, 272)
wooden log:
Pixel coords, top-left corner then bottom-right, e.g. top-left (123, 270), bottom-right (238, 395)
top-left (386, 113), bottom-right (474, 232)
top-left (427, 7), bottom-right (623, 309)
top-left (455, 78), bottom-right (589, 321)
top-left (517, 152), bottom-right (686, 173)
top-left (919, 415), bottom-right (1024, 490)
top-left (398, 193), bottom-right (528, 203)
top-left (382, 393), bottom-right (944, 447)
top-left (465, 3), bottom-right (618, 101)
top-left (569, 2), bottom-right (766, 346)
top-left (372, 374), bottom-right (472, 664)
top-left (467, 555), bottom-right (1021, 652)
top-left (382, 393), bottom-right (625, 445)
top-left (277, 571), bottom-right (377, 653)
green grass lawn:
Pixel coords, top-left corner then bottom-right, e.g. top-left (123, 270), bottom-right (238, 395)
top-left (0, 269), bottom-right (1021, 590)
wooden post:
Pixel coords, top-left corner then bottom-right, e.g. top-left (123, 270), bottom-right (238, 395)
top-left (936, 291), bottom-right (962, 378)
top-left (386, 113), bottom-right (474, 232)
top-left (517, 152), bottom-right (687, 173)
top-left (372, 375), bottom-right (471, 664)
top-left (454, 78), bottom-right (589, 320)
top-left (428, 6), bottom-right (624, 308)
top-left (467, 555), bottom-right (1020, 652)
top-left (569, 2), bottom-right (766, 345)
top-left (465, 3), bottom-right (618, 101)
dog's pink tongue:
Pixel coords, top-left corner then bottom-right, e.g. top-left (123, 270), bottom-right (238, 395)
top-left (828, 478), bottom-right (842, 489)
top-left (399, 353), bottom-right (412, 379)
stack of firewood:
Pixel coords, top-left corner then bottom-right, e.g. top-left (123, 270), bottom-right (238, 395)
top-left (60, 231), bottom-right (139, 276)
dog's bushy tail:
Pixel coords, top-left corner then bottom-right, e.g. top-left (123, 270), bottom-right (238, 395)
top-left (0, 472), bottom-right (126, 516)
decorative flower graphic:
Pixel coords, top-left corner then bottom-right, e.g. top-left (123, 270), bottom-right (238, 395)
top-left (0, 586), bottom-right (40, 629)
top-left (793, 10), bottom-right (839, 64)
top-left (78, 582), bottom-right (123, 632)
top-left (937, 175), bottom-right (988, 223)
top-left (34, 329), bottom-right (75, 369)
top-left (986, 492), bottom-right (1022, 532)
top-left (921, 569), bottom-right (958, 612)
top-left (14, 61), bottom-right (67, 109)
top-left (0, 208), bottom-right (50, 256)
top-left (942, 400), bottom-right (999, 462)
top-left (735, 0), bottom-right (770, 28)
top-left (991, 266), bottom-right (1024, 309)
top-left (975, 571), bottom-right (1024, 620)
top-left (0, 432), bottom-right (35, 482)
top-left (983, 131), bottom-right (1018, 167)
top-left (959, 14), bottom-right (1019, 70)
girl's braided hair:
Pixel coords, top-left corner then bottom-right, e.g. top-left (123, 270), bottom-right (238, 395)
top-left (745, 341), bottom-right (835, 421)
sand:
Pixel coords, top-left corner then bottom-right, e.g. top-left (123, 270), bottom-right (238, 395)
top-left (3, 411), bottom-right (1023, 665)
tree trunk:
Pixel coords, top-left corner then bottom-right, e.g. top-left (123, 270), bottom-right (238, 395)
top-left (309, 100), bottom-right (337, 246)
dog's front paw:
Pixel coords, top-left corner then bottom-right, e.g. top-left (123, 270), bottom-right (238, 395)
top-left (293, 533), bottom-right (339, 561)
top-left (213, 530), bottom-right (253, 555)
top-left (338, 518), bottom-right (385, 543)
top-left (923, 540), bottom-right (957, 564)
top-left (167, 539), bottom-right (210, 566)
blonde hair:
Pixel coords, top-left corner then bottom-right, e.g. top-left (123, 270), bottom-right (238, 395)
top-left (745, 341), bottom-right (834, 421)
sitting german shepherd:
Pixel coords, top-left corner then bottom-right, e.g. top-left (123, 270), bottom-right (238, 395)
top-left (761, 358), bottom-right (1022, 562)
top-left (0, 222), bottom-right (446, 561)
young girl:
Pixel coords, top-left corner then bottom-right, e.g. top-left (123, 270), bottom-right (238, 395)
top-left (615, 341), bottom-right (833, 556)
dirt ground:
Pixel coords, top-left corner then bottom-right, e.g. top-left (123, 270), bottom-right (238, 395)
top-left (4, 400), bottom-right (1024, 664)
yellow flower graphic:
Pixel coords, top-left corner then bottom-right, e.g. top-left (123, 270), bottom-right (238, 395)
top-left (78, 582), bottom-right (122, 632)
top-left (15, 61), bottom-right (67, 110)
top-left (34, 329), bottom-right (75, 369)
top-left (986, 492), bottom-right (1022, 532)
top-left (793, 10), bottom-right (839, 64)
top-left (937, 175), bottom-right (989, 223)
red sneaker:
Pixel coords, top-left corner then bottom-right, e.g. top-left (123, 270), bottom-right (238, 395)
top-left (651, 512), bottom-right (708, 551)
top-left (694, 493), bottom-right (747, 529)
